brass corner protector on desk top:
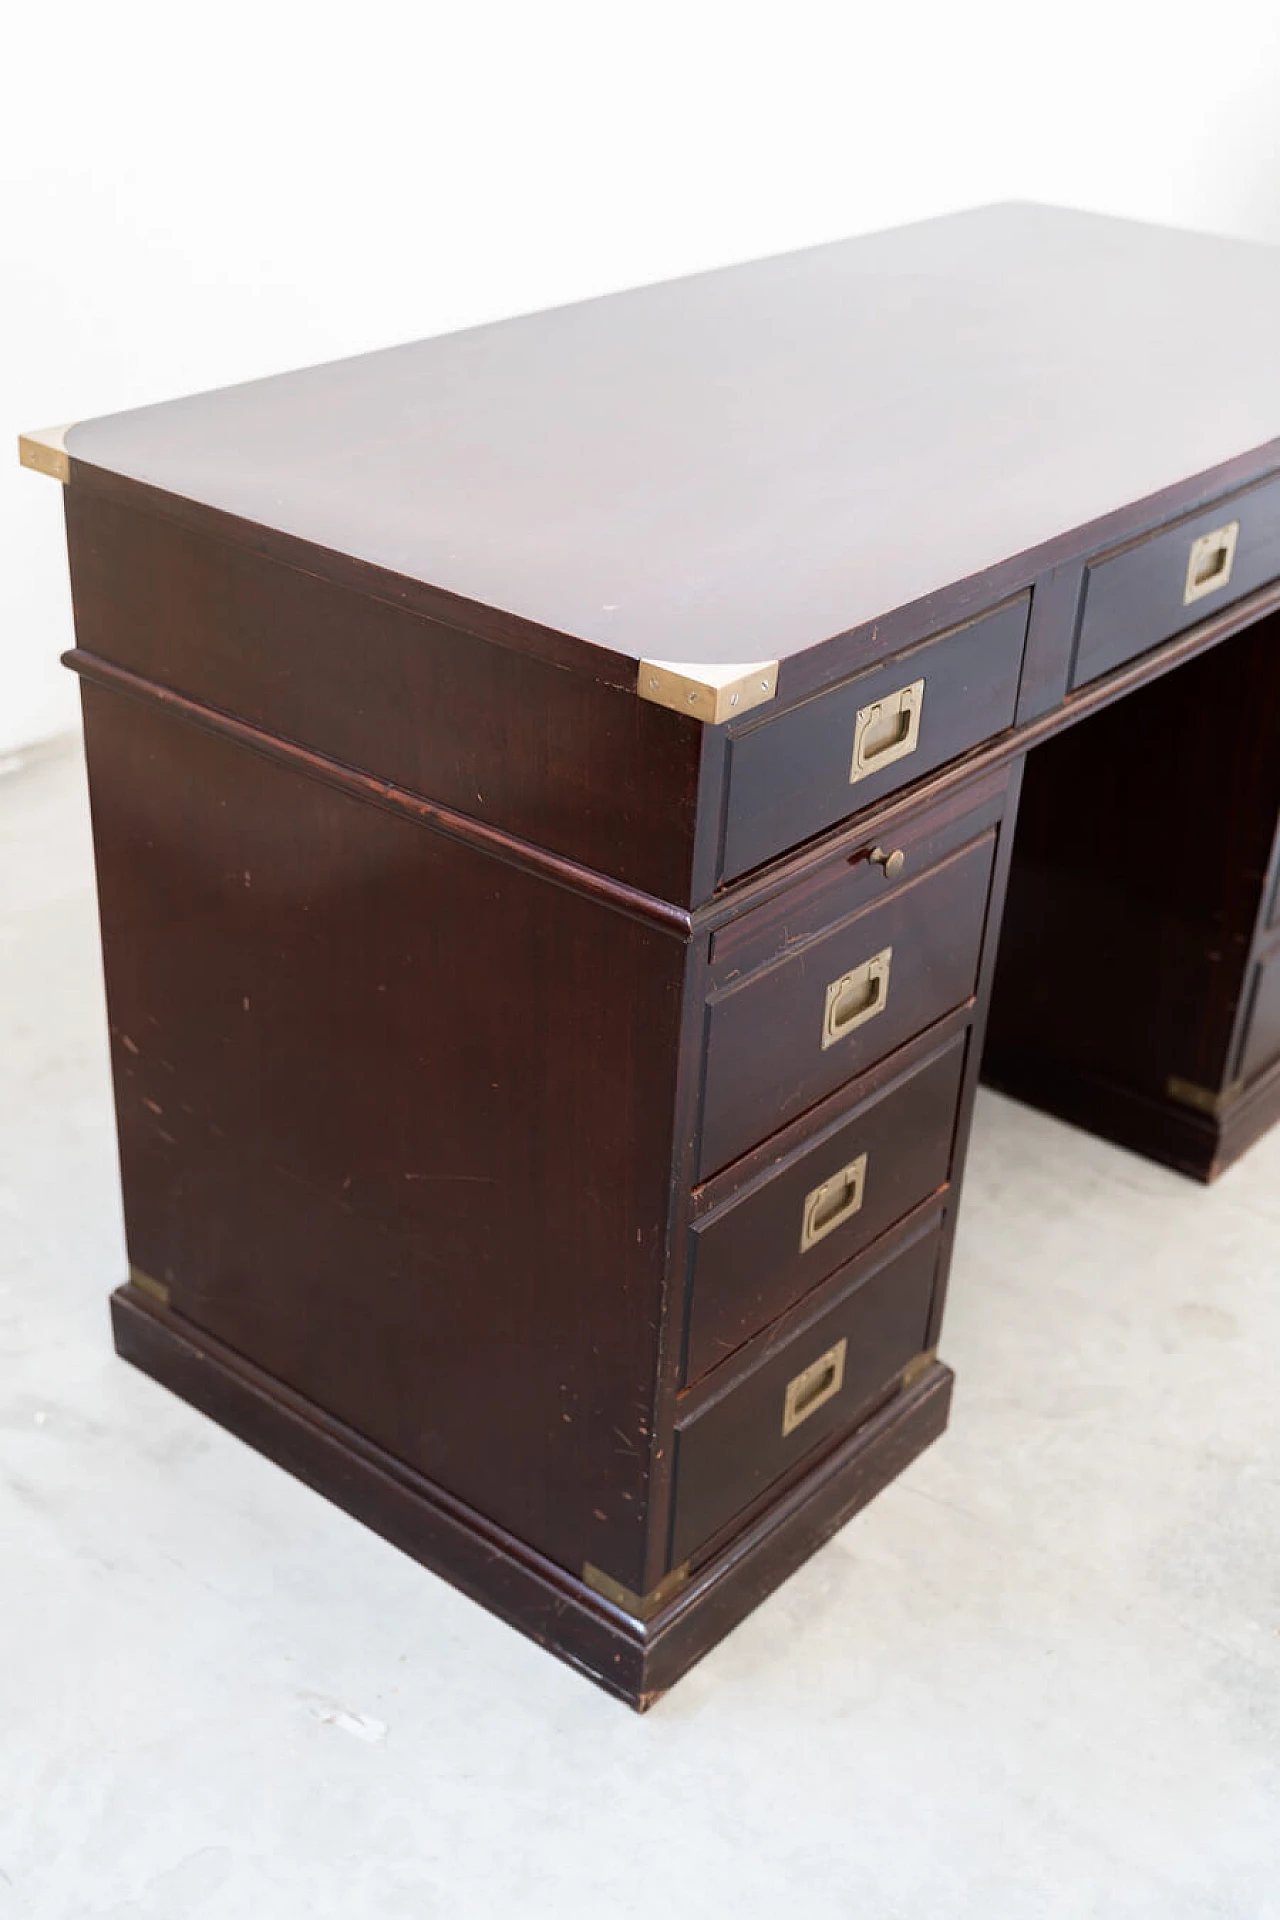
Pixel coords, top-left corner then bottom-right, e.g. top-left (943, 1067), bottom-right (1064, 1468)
top-left (638, 658), bottom-right (779, 724)
top-left (18, 424), bottom-right (75, 484)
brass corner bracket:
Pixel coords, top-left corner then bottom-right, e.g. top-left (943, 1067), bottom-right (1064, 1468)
top-left (583, 1559), bottom-right (691, 1622)
top-left (1166, 1075), bottom-right (1242, 1119)
top-left (638, 658), bottom-right (779, 725)
top-left (18, 424), bottom-right (75, 484)
top-left (128, 1265), bottom-right (172, 1307)
top-left (901, 1346), bottom-right (939, 1391)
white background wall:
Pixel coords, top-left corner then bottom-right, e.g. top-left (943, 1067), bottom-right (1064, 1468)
top-left (4, 0), bottom-right (1280, 756)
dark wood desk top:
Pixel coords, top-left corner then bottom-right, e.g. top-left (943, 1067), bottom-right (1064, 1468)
top-left (52, 204), bottom-right (1280, 699)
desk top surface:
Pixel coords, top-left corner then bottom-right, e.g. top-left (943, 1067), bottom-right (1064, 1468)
top-left (64, 203), bottom-right (1280, 680)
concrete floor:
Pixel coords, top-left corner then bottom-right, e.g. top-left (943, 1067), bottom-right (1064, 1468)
top-left (2, 733), bottom-right (1279, 1920)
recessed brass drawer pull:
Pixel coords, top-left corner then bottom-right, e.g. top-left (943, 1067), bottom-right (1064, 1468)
top-left (1183, 521), bottom-right (1239, 605)
top-left (781, 1337), bottom-right (848, 1437)
top-left (822, 945), bottom-right (892, 1049)
top-left (850, 677), bottom-right (925, 784)
top-left (800, 1152), bottom-right (867, 1253)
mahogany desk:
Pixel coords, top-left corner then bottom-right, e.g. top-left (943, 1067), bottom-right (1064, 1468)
top-left (22, 204), bottom-right (1280, 1708)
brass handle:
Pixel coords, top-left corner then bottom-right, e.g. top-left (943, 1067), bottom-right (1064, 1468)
top-left (869, 844), bottom-right (905, 880)
top-left (822, 945), bottom-right (892, 1050)
top-left (1183, 521), bottom-right (1239, 606)
top-left (850, 676), bottom-right (925, 784)
top-left (800, 1153), bottom-right (867, 1253)
top-left (782, 1338), bottom-right (848, 1437)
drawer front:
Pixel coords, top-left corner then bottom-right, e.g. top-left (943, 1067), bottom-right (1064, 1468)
top-left (670, 1224), bottom-right (940, 1566)
top-left (1238, 948), bottom-right (1280, 1085)
top-left (686, 1034), bottom-right (965, 1384)
top-left (699, 833), bottom-right (996, 1178)
top-left (1072, 474), bottom-right (1280, 690)
top-left (721, 596), bottom-right (1028, 881)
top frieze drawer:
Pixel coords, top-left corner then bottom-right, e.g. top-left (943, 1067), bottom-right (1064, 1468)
top-left (720, 597), bottom-right (1028, 883)
top-left (1071, 473), bottom-right (1280, 690)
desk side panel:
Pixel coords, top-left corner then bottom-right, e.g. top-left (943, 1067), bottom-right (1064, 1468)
top-left (78, 681), bottom-right (686, 1592)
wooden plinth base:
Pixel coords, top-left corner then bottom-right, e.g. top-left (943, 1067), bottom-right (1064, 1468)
top-left (111, 1283), bottom-right (953, 1710)
top-left (981, 1052), bottom-right (1280, 1184)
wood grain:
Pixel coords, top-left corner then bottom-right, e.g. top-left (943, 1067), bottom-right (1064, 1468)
top-left (81, 680), bottom-right (686, 1592)
top-left (65, 484), bottom-right (705, 905)
top-left (721, 596), bottom-right (1027, 880)
top-left (686, 1034), bottom-right (965, 1384)
top-left (984, 608), bottom-right (1280, 1173)
top-left (45, 200), bottom-right (1280, 1704)
top-left (62, 207), bottom-right (1280, 688)
top-left (1239, 947), bottom-right (1280, 1085)
top-left (111, 1279), bottom-right (953, 1709)
top-left (1072, 472), bottom-right (1280, 689)
top-left (699, 833), bottom-right (996, 1177)
top-left (670, 1226), bottom-right (940, 1565)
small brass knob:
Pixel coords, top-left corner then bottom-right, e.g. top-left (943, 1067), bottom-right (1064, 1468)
top-left (869, 845), bottom-right (905, 880)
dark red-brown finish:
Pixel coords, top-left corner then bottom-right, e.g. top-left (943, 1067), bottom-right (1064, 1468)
top-left (984, 610), bottom-right (1280, 1179)
top-left (40, 203), bottom-right (1280, 1709)
top-left (80, 680), bottom-right (684, 1592)
top-left (64, 482), bottom-right (706, 906)
top-left (671, 1222), bottom-right (941, 1566)
top-left (707, 768), bottom-right (1010, 979)
top-left (699, 833), bottom-right (996, 1178)
top-left (61, 206), bottom-right (1280, 691)
top-left (1071, 473), bottom-right (1280, 690)
top-left (721, 595), bottom-right (1028, 880)
top-left (1238, 944), bottom-right (1280, 1086)
top-left (686, 1032), bottom-right (966, 1384)
top-left (111, 1280), bottom-right (955, 1707)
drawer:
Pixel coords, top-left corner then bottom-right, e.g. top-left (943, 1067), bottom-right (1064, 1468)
top-left (699, 831), bottom-right (996, 1178)
top-left (721, 596), bottom-right (1028, 881)
top-left (1072, 473), bottom-right (1280, 690)
top-left (686, 1032), bottom-right (966, 1384)
top-left (670, 1222), bottom-right (940, 1567)
top-left (1238, 947), bottom-right (1280, 1085)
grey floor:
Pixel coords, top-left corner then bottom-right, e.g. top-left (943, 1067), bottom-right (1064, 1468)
top-left (3, 735), bottom-right (1279, 1920)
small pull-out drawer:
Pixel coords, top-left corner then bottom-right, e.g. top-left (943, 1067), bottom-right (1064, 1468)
top-left (721, 596), bottom-right (1028, 882)
top-left (699, 833), bottom-right (996, 1178)
top-left (670, 1222), bottom-right (941, 1567)
top-left (686, 1033), bottom-right (965, 1384)
top-left (1072, 473), bottom-right (1280, 690)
